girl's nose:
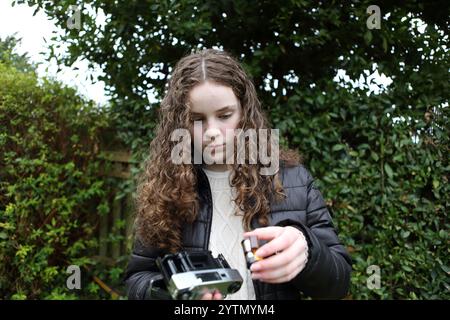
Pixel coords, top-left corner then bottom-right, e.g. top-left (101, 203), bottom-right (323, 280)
top-left (204, 128), bottom-right (222, 145)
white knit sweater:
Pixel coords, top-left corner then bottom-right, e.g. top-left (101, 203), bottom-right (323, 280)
top-left (202, 167), bottom-right (256, 300)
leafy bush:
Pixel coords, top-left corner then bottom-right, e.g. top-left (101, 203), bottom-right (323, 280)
top-left (0, 62), bottom-right (122, 299)
top-left (270, 83), bottom-right (449, 299)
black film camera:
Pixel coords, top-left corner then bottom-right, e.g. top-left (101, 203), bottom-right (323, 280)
top-left (156, 250), bottom-right (243, 300)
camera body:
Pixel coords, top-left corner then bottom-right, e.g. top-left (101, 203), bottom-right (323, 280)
top-left (156, 250), bottom-right (243, 300)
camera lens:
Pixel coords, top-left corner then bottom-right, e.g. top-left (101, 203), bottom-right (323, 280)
top-left (180, 292), bottom-right (190, 300)
top-left (228, 282), bottom-right (241, 293)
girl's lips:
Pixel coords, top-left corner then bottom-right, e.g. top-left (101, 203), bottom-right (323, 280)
top-left (207, 144), bottom-right (225, 150)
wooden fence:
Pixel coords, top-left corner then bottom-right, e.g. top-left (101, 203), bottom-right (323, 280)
top-left (97, 151), bottom-right (136, 260)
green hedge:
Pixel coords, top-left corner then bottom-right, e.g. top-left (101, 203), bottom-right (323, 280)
top-left (270, 82), bottom-right (449, 299)
top-left (0, 62), bottom-right (123, 299)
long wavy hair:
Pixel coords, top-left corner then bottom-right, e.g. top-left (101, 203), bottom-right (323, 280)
top-left (135, 48), bottom-right (301, 252)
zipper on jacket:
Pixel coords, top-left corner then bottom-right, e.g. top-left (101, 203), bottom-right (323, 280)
top-left (197, 166), bottom-right (214, 251)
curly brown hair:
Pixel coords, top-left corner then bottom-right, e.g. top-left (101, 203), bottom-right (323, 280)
top-left (135, 48), bottom-right (301, 252)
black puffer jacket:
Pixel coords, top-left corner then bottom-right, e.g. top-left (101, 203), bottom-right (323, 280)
top-left (124, 163), bottom-right (352, 300)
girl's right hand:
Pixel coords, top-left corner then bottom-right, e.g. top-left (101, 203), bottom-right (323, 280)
top-left (200, 289), bottom-right (223, 300)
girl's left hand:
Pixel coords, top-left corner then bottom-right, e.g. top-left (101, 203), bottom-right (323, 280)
top-left (243, 226), bottom-right (309, 284)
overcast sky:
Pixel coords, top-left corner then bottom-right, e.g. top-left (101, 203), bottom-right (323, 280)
top-left (0, 0), bottom-right (109, 105)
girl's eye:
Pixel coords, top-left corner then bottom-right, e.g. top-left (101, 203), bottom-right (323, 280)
top-left (219, 113), bottom-right (232, 119)
top-left (191, 113), bottom-right (232, 122)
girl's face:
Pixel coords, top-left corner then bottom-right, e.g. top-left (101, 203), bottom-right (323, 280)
top-left (188, 81), bottom-right (242, 170)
